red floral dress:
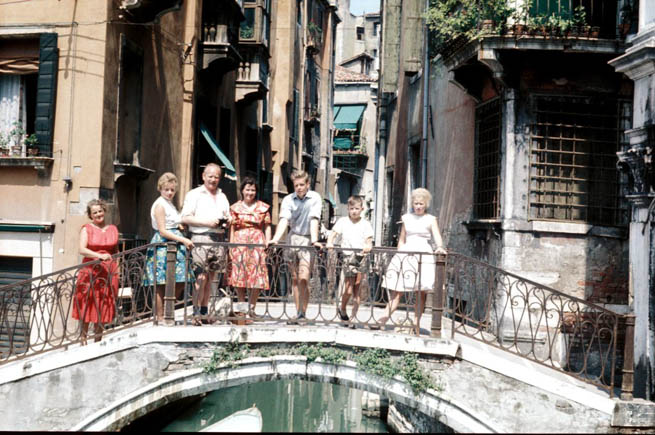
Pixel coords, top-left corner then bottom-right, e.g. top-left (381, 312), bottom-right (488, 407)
top-left (72, 224), bottom-right (119, 323)
top-left (227, 201), bottom-right (271, 289)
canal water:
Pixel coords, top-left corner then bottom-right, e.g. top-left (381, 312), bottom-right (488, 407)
top-left (160, 379), bottom-right (389, 432)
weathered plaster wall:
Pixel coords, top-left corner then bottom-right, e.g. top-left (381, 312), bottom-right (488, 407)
top-left (0, 0), bottom-right (111, 271)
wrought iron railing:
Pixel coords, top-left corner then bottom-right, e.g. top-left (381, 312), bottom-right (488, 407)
top-left (445, 252), bottom-right (633, 397)
top-left (0, 244), bottom-right (162, 361)
top-left (0, 241), bottom-right (635, 398)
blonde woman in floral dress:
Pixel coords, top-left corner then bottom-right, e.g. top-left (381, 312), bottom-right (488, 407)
top-left (144, 172), bottom-right (195, 322)
top-left (228, 177), bottom-right (272, 322)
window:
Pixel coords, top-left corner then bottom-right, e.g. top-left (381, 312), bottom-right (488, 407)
top-left (529, 95), bottom-right (631, 226)
top-left (373, 23), bottom-right (378, 36)
top-left (356, 27), bottom-right (364, 40)
top-left (0, 256), bottom-right (32, 356)
top-left (372, 49), bottom-right (378, 58)
top-left (474, 98), bottom-right (502, 219)
top-left (0, 34), bottom-right (58, 157)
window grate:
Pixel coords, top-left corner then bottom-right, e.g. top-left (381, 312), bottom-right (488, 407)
top-left (529, 95), bottom-right (631, 226)
top-left (474, 98), bottom-right (502, 219)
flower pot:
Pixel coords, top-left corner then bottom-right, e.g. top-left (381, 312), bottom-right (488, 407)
top-left (590, 26), bottom-right (600, 38)
top-left (515, 24), bottom-right (525, 36)
top-left (11, 145), bottom-right (22, 157)
top-left (481, 19), bottom-right (495, 34)
top-left (0, 148), bottom-right (9, 157)
top-left (27, 146), bottom-right (39, 157)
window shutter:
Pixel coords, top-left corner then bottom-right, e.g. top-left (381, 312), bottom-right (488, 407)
top-left (35, 33), bottom-right (58, 157)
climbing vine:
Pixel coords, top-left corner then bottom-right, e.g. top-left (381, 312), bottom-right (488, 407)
top-left (202, 343), bottom-right (439, 394)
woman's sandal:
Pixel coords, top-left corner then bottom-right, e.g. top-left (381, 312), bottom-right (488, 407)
top-left (191, 316), bottom-right (202, 326)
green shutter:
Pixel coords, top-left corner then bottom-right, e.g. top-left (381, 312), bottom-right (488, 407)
top-left (35, 33), bottom-right (58, 157)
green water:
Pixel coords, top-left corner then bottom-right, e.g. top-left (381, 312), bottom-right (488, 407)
top-left (161, 379), bottom-right (389, 432)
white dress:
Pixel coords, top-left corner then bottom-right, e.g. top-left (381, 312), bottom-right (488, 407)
top-left (382, 213), bottom-right (436, 292)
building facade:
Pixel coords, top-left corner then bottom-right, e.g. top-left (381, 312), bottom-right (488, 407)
top-left (268, 0), bottom-right (339, 223)
top-left (0, 0), bottom-right (208, 277)
top-left (609, 0), bottom-right (655, 400)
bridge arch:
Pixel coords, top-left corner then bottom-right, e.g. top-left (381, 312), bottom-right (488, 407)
top-left (72, 355), bottom-right (494, 433)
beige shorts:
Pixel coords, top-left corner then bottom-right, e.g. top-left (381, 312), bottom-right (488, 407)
top-left (191, 233), bottom-right (226, 273)
top-left (285, 233), bottom-right (313, 267)
top-left (344, 253), bottom-right (368, 278)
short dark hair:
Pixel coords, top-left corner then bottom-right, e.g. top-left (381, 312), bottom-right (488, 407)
top-left (240, 176), bottom-right (258, 197)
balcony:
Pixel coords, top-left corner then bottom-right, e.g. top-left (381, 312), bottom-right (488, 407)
top-left (304, 104), bottom-right (321, 124)
top-left (306, 21), bottom-right (323, 54)
top-left (430, 0), bottom-right (635, 70)
top-left (235, 52), bottom-right (269, 103)
top-left (239, 0), bottom-right (270, 47)
top-left (118, 0), bottom-right (182, 23)
top-left (333, 135), bottom-right (368, 172)
top-left (201, 1), bottom-right (244, 71)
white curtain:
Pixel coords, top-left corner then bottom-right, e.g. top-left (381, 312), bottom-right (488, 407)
top-left (0, 74), bottom-right (25, 146)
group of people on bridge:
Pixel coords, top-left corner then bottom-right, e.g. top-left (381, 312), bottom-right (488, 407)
top-left (72, 163), bottom-right (447, 343)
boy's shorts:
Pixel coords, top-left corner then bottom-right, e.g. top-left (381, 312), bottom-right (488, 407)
top-left (344, 253), bottom-right (367, 278)
top-left (285, 233), bottom-right (313, 267)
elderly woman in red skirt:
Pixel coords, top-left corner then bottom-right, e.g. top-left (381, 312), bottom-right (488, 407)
top-left (73, 199), bottom-right (119, 344)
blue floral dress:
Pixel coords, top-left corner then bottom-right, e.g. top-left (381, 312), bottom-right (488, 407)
top-left (143, 197), bottom-right (194, 286)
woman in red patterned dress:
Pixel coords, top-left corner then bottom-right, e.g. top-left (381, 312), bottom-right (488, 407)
top-left (73, 199), bottom-right (119, 344)
top-left (228, 177), bottom-right (271, 321)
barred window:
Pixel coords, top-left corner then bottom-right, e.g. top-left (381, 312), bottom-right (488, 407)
top-left (474, 98), bottom-right (502, 219)
top-left (529, 95), bottom-right (631, 226)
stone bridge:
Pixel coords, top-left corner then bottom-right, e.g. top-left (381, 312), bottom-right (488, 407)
top-left (1, 319), bottom-right (651, 432)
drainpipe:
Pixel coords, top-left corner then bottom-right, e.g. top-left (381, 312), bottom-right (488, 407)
top-left (420, 0), bottom-right (429, 187)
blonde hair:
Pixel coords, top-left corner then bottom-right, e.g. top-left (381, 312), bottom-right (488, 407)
top-left (157, 172), bottom-right (178, 191)
top-left (290, 170), bottom-right (309, 182)
top-left (347, 196), bottom-right (363, 207)
top-left (86, 199), bottom-right (107, 218)
top-left (411, 188), bottom-right (432, 208)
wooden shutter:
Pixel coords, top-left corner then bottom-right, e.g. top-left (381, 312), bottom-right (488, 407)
top-left (34, 33), bottom-right (58, 157)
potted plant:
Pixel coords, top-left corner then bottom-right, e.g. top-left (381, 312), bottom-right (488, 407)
top-left (511, 0), bottom-right (531, 36)
top-left (0, 132), bottom-right (9, 157)
top-left (9, 121), bottom-right (25, 157)
top-left (25, 134), bottom-right (39, 157)
top-left (573, 5), bottom-right (589, 37)
top-left (619, 1), bottom-right (636, 38)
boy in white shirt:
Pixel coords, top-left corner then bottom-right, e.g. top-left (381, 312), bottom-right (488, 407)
top-left (326, 196), bottom-right (373, 327)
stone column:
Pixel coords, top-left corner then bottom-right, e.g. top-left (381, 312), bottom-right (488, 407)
top-left (609, 16), bottom-right (655, 399)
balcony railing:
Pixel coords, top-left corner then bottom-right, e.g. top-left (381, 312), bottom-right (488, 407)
top-left (430, 0), bottom-right (634, 58)
top-left (0, 242), bottom-right (635, 398)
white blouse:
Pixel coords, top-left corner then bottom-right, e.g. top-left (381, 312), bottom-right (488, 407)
top-left (150, 196), bottom-right (181, 230)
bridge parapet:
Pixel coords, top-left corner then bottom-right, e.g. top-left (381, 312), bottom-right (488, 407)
top-left (0, 242), bottom-right (636, 399)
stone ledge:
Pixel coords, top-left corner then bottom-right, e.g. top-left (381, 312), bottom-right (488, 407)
top-left (613, 399), bottom-right (655, 428)
top-left (0, 156), bottom-right (54, 174)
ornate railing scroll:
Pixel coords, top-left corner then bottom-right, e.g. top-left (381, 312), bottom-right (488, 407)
top-left (0, 244), bottom-right (159, 363)
top-left (444, 252), bottom-right (628, 396)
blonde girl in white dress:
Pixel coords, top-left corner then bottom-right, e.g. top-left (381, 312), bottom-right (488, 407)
top-left (377, 188), bottom-right (447, 334)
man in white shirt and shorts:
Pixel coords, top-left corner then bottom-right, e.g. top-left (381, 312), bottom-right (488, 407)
top-left (269, 170), bottom-right (323, 324)
top-left (181, 163), bottom-right (231, 325)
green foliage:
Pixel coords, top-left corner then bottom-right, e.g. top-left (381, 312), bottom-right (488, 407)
top-left (354, 348), bottom-right (396, 380)
top-left (204, 341), bottom-right (250, 372)
top-left (397, 353), bottom-right (437, 393)
top-left (201, 343), bottom-right (439, 394)
top-left (354, 349), bottom-right (438, 394)
top-left (293, 343), bottom-right (347, 364)
top-left (426, 0), bottom-right (588, 56)
top-left (240, 24), bottom-right (254, 39)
